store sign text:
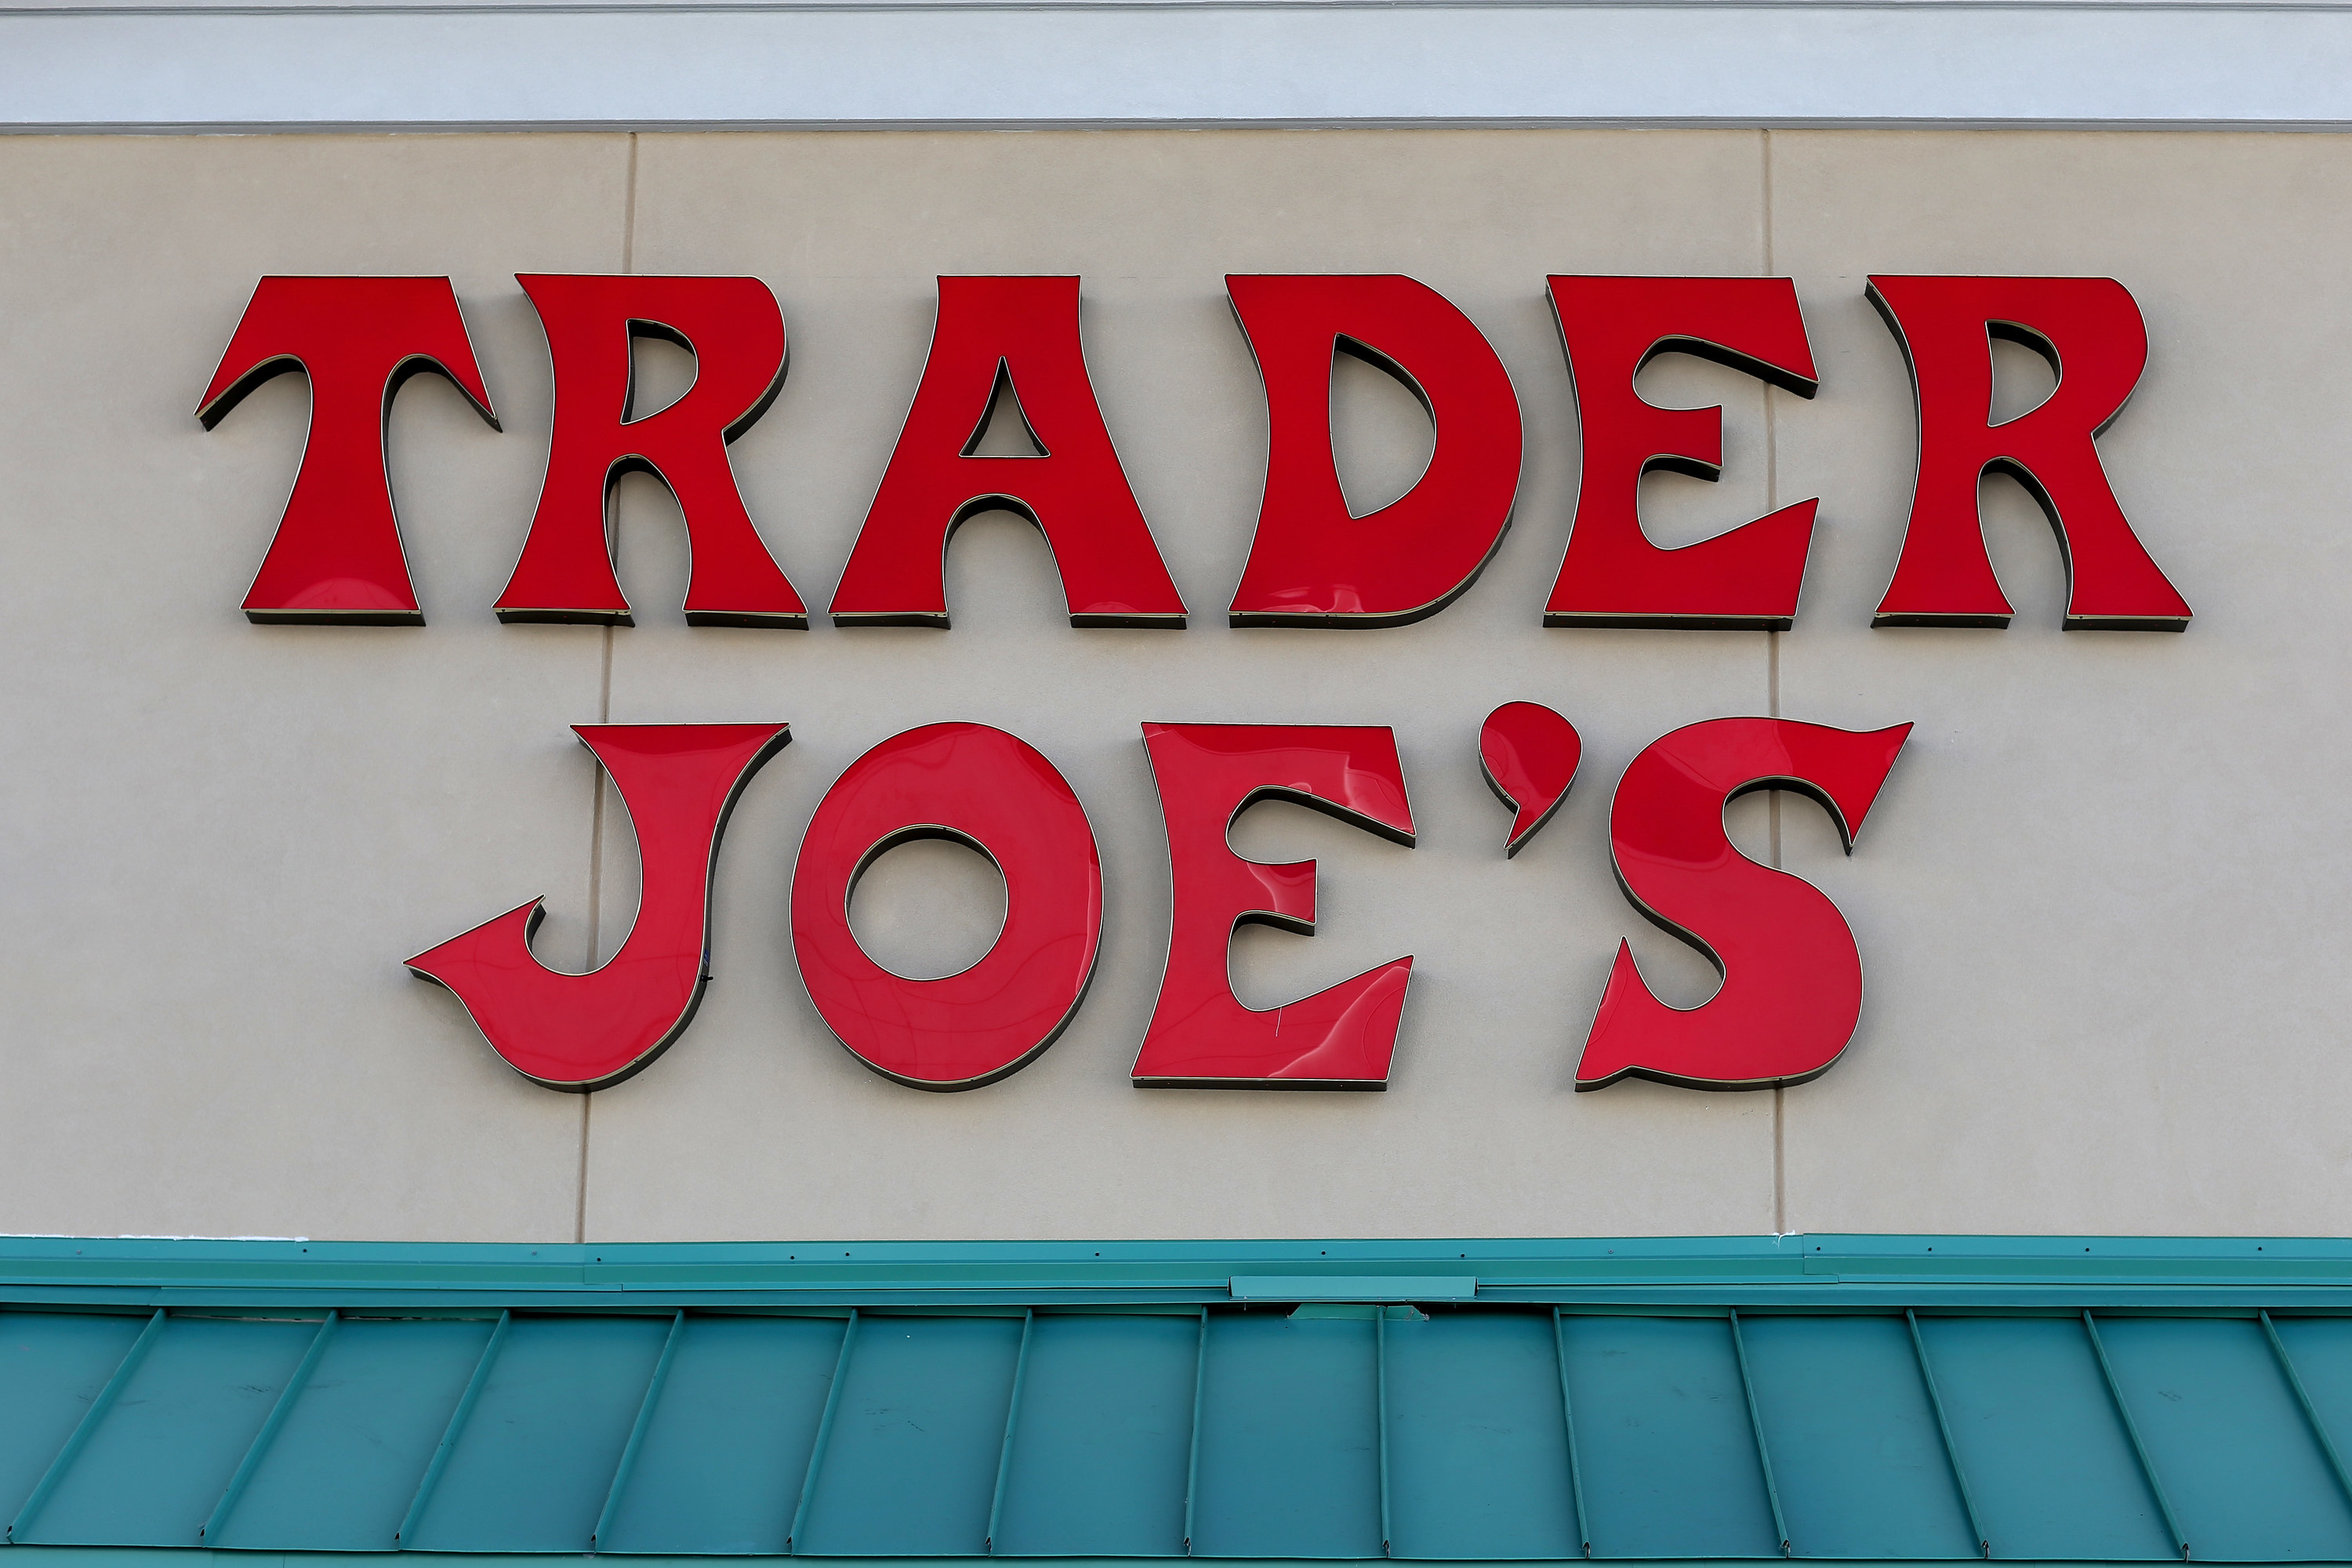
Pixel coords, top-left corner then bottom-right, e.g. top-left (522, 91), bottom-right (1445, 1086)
top-left (200, 270), bottom-right (2187, 1097)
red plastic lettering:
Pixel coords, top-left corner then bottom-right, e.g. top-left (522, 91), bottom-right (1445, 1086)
top-left (829, 277), bottom-right (1186, 628)
top-left (407, 724), bottom-right (789, 1090)
top-left (495, 274), bottom-right (805, 627)
top-left (1868, 275), bottom-right (2191, 630)
top-left (198, 276), bottom-right (499, 625)
top-left (1226, 275), bottom-right (1523, 627)
top-left (1577, 718), bottom-right (1911, 1091)
top-left (791, 724), bottom-right (1103, 1090)
top-left (1544, 276), bottom-right (1820, 629)
top-left (1479, 702), bottom-right (1582, 858)
top-left (1132, 724), bottom-right (1416, 1088)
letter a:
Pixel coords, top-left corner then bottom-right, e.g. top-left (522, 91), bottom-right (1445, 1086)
top-left (830, 276), bottom-right (1186, 627)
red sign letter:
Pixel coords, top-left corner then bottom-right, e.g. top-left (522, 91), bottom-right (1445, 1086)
top-left (495, 274), bottom-right (805, 627)
top-left (791, 724), bottom-right (1103, 1090)
top-left (1869, 275), bottom-right (2190, 630)
top-left (1226, 275), bottom-right (1523, 627)
top-left (198, 276), bottom-right (498, 626)
top-left (1544, 276), bottom-right (1819, 629)
top-left (829, 277), bottom-right (1187, 628)
top-left (1133, 724), bottom-right (1416, 1088)
top-left (1577, 717), bottom-right (1910, 1091)
top-left (1479, 701), bottom-right (1582, 858)
top-left (408, 723), bottom-right (789, 1091)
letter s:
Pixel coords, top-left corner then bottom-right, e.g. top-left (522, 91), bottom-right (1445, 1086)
top-left (1577, 717), bottom-right (1911, 1091)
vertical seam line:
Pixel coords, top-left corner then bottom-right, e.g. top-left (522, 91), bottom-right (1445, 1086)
top-left (1552, 1308), bottom-right (1591, 1558)
top-left (397, 1308), bottom-right (510, 1548)
top-left (579, 128), bottom-right (637, 1248)
top-left (10, 1308), bottom-right (166, 1544)
top-left (1907, 1309), bottom-right (1991, 1558)
top-left (1728, 1308), bottom-right (1791, 1555)
top-left (2082, 1310), bottom-right (2189, 1559)
top-left (1762, 125), bottom-right (1787, 1239)
top-left (203, 1309), bottom-right (339, 1544)
top-left (789, 1309), bottom-right (859, 1554)
top-left (986, 1308), bottom-right (1035, 1554)
top-left (1375, 1309), bottom-right (1392, 1557)
top-left (2261, 1311), bottom-right (2352, 1522)
top-left (1184, 1308), bottom-right (1209, 1555)
top-left (593, 1308), bottom-right (685, 1552)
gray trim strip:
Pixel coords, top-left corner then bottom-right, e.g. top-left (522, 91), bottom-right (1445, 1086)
top-left (6, 1), bottom-right (2352, 129)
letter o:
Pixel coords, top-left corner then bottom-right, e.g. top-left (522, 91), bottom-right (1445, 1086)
top-left (790, 722), bottom-right (1103, 1090)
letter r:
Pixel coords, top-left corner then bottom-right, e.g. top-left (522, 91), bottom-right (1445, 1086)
top-left (1869, 275), bottom-right (2190, 631)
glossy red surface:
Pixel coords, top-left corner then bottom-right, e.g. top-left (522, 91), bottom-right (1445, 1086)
top-left (1868, 275), bottom-right (2192, 630)
top-left (495, 274), bottom-right (804, 626)
top-left (1544, 276), bottom-right (1819, 630)
top-left (830, 277), bottom-right (1186, 628)
top-left (1479, 702), bottom-right (1581, 858)
top-left (1225, 274), bottom-right (1523, 627)
top-left (1131, 724), bottom-right (1416, 1088)
top-left (198, 276), bottom-right (498, 625)
top-left (1576, 717), bottom-right (1909, 1091)
top-left (791, 724), bottom-right (1103, 1090)
top-left (407, 724), bottom-right (789, 1091)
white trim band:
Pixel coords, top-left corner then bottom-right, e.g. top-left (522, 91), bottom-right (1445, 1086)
top-left (8, 0), bottom-right (2352, 129)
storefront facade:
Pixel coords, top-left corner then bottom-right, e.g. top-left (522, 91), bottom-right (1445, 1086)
top-left (8, 7), bottom-right (2352, 1560)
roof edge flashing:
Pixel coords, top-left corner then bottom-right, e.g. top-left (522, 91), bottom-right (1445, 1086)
top-left (0, 1236), bottom-right (2344, 1307)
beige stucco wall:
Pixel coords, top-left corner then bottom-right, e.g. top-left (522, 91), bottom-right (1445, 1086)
top-left (0, 128), bottom-right (2340, 1243)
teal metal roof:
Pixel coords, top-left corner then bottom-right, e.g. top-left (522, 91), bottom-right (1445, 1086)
top-left (5, 1238), bottom-right (2352, 1563)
